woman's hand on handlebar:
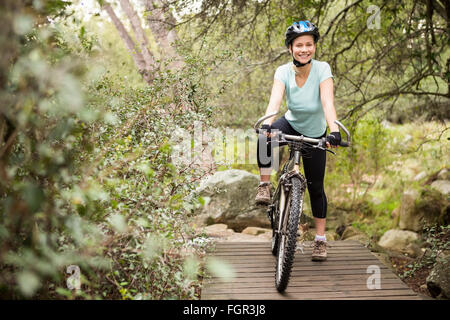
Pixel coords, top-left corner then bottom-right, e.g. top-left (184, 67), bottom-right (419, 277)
top-left (261, 124), bottom-right (276, 138)
top-left (326, 131), bottom-right (341, 149)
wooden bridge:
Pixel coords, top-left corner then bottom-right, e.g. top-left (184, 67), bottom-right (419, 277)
top-left (201, 240), bottom-right (422, 300)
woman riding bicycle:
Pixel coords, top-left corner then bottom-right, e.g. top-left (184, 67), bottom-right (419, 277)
top-left (255, 21), bottom-right (341, 261)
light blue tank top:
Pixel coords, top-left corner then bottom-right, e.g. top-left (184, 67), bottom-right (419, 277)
top-left (274, 59), bottom-right (333, 137)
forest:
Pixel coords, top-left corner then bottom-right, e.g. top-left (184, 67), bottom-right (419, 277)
top-left (0, 0), bottom-right (448, 300)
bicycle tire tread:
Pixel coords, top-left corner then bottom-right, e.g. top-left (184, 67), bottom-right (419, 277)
top-left (275, 176), bottom-right (304, 292)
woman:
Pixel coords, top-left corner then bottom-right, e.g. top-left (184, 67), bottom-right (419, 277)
top-left (255, 21), bottom-right (341, 261)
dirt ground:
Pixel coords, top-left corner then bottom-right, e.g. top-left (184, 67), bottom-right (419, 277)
top-left (389, 256), bottom-right (434, 298)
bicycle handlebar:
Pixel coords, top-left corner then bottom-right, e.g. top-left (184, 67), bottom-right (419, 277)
top-left (254, 111), bottom-right (351, 148)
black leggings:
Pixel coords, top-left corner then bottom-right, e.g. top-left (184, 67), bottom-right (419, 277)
top-left (257, 116), bottom-right (328, 219)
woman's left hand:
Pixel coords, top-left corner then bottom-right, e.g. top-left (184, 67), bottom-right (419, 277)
top-left (326, 131), bottom-right (341, 148)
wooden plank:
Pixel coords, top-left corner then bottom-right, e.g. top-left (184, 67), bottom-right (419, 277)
top-left (214, 244), bottom-right (368, 249)
top-left (216, 264), bottom-right (387, 275)
top-left (204, 275), bottom-right (402, 287)
top-left (207, 268), bottom-right (397, 278)
top-left (201, 240), bottom-right (420, 300)
top-left (202, 282), bottom-right (411, 295)
top-left (213, 251), bottom-right (370, 256)
top-left (205, 271), bottom-right (401, 281)
top-left (213, 242), bottom-right (365, 249)
top-left (212, 247), bottom-right (374, 254)
top-left (214, 261), bottom-right (388, 270)
top-left (212, 255), bottom-right (384, 262)
top-left (208, 258), bottom-right (384, 266)
top-left (202, 289), bottom-right (419, 300)
top-left (204, 278), bottom-right (405, 289)
top-left (213, 240), bottom-right (363, 246)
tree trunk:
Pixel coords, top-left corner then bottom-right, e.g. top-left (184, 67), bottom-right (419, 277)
top-left (102, 2), bottom-right (153, 84)
top-left (145, 0), bottom-right (183, 69)
top-left (118, 0), bottom-right (155, 71)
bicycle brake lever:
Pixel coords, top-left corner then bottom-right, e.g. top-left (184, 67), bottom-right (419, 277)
top-left (314, 145), bottom-right (336, 155)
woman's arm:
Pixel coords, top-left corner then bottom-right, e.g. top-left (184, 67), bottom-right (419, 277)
top-left (263, 79), bottom-right (285, 126)
top-left (320, 77), bottom-right (339, 133)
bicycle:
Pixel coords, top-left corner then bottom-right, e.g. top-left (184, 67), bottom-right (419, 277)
top-left (254, 112), bottom-right (351, 292)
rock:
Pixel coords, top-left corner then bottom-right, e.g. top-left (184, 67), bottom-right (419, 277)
top-left (257, 231), bottom-right (272, 240)
top-left (414, 171), bottom-right (427, 181)
top-left (430, 180), bottom-right (450, 196)
top-left (404, 243), bottom-right (422, 258)
top-left (341, 226), bottom-right (364, 240)
top-left (241, 227), bottom-right (271, 236)
top-left (399, 189), bottom-right (422, 232)
top-left (335, 225), bottom-right (346, 238)
top-left (426, 250), bottom-right (450, 299)
top-left (325, 231), bottom-right (338, 241)
top-left (391, 207), bottom-right (400, 228)
top-left (344, 234), bottom-right (370, 244)
top-left (397, 187), bottom-right (447, 232)
top-left (378, 229), bottom-right (420, 254)
top-left (219, 232), bottom-right (270, 242)
top-left (202, 224), bottom-right (235, 237)
top-left (193, 169), bottom-right (270, 231)
top-left (415, 187), bottom-right (450, 228)
top-left (437, 168), bottom-right (449, 181)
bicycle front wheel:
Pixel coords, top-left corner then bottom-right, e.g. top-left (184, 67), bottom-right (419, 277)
top-left (275, 176), bottom-right (304, 292)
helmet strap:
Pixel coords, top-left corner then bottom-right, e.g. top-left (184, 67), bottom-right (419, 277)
top-left (293, 57), bottom-right (312, 67)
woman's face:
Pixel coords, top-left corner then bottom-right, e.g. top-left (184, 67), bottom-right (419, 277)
top-left (289, 35), bottom-right (316, 65)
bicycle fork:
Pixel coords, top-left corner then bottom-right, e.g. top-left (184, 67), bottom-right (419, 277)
top-left (276, 150), bottom-right (302, 237)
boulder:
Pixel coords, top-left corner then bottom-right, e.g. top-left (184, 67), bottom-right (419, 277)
top-left (241, 227), bottom-right (271, 236)
top-left (202, 224), bottom-right (235, 238)
top-left (339, 225), bottom-right (370, 244)
top-left (325, 231), bottom-right (339, 241)
top-left (399, 189), bottom-right (422, 232)
top-left (341, 226), bottom-right (364, 240)
top-left (426, 250), bottom-right (450, 299)
top-left (404, 243), bottom-right (422, 258)
top-left (219, 232), bottom-right (270, 242)
top-left (391, 207), bottom-right (400, 228)
top-left (378, 229), bottom-right (420, 254)
top-left (193, 169), bottom-right (270, 231)
top-left (398, 187), bottom-right (448, 232)
top-left (344, 234), bottom-right (370, 244)
top-left (437, 168), bottom-right (449, 181)
top-left (415, 187), bottom-right (450, 228)
top-left (414, 171), bottom-right (427, 181)
top-left (430, 180), bottom-right (450, 196)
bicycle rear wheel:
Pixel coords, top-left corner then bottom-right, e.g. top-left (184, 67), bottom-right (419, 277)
top-left (275, 176), bottom-right (304, 292)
